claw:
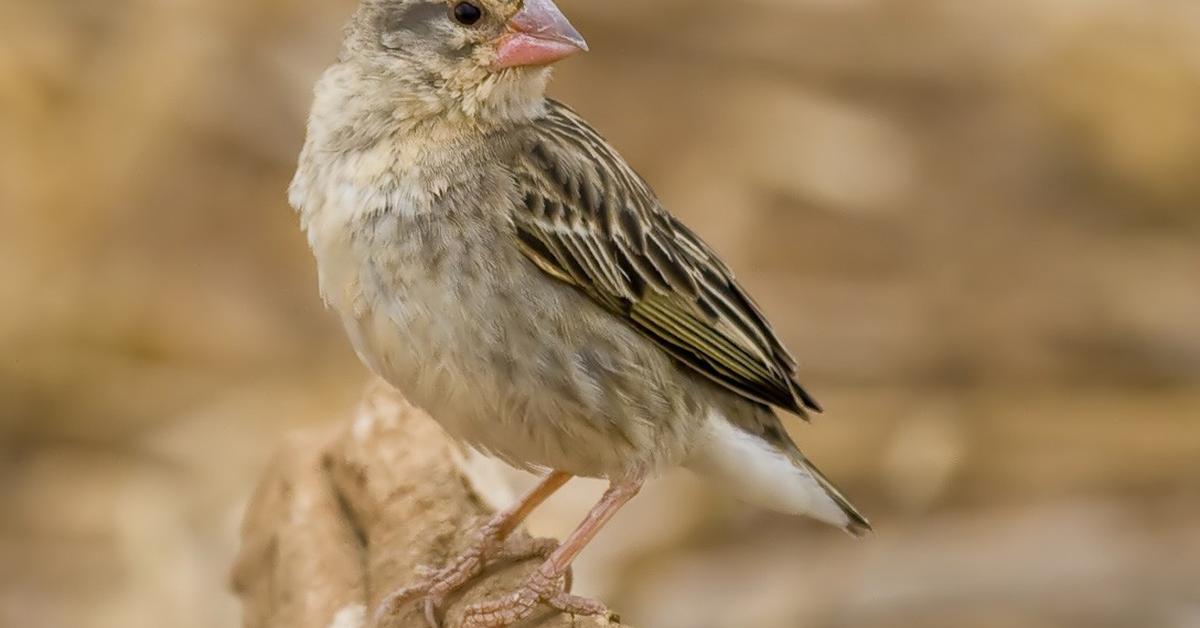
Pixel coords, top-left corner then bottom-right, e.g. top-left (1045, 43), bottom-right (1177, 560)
top-left (372, 533), bottom-right (564, 628)
top-left (547, 590), bottom-right (609, 617)
top-left (460, 564), bottom-right (607, 628)
top-left (492, 535), bottom-right (573, 594)
top-left (374, 472), bottom-right (577, 628)
top-left (423, 596), bottom-right (440, 628)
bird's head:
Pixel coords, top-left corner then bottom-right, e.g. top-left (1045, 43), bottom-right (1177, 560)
top-left (341, 0), bottom-right (587, 129)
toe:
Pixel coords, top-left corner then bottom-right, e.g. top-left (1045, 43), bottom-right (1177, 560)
top-left (459, 568), bottom-right (604, 628)
top-left (461, 589), bottom-right (539, 628)
top-left (374, 581), bottom-right (429, 621)
top-left (547, 591), bottom-right (609, 618)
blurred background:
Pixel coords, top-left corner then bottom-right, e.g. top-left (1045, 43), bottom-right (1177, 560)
top-left (3, 0), bottom-right (1200, 626)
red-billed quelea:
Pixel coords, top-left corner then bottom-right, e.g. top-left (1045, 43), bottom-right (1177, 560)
top-left (290, 0), bottom-right (870, 626)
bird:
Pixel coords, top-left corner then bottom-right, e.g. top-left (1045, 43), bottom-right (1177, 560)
top-left (289, 0), bottom-right (870, 626)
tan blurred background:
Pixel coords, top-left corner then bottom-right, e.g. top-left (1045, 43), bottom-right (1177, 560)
top-left (3, 0), bottom-right (1200, 626)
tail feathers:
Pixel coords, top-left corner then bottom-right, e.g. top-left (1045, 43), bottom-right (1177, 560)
top-left (688, 411), bottom-right (871, 535)
top-left (797, 454), bottom-right (872, 537)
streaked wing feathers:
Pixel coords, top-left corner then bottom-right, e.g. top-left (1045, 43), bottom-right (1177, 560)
top-left (511, 100), bottom-right (821, 415)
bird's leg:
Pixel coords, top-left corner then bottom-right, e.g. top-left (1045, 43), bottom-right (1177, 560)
top-left (374, 470), bottom-right (573, 628)
top-left (461, 477), bottom-right (644, 628)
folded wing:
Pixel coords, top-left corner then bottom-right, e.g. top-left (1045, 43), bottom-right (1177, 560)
top-left (510, 100), bottom-right (821, 417)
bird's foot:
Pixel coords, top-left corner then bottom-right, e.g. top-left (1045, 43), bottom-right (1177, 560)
top-left (373, 530), bottom-right (563, 628)
top-left (460, 562), bottom-right (613, 628)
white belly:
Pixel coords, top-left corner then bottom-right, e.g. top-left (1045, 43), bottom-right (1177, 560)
top-left (295, 143), bottom-right (700, 478)
top-left (347, 261), bottom-right (502, 439)
top-left (333, 224), bottom-right (519, 456)
top-left (316, 210), bottom-right (695, 479)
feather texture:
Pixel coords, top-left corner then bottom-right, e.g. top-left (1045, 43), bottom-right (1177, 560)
top-left (511, 100), bottom-right (822, 416)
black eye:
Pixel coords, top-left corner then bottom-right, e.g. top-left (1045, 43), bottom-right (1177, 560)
top-left (452, 2), bottom-right (483, 26)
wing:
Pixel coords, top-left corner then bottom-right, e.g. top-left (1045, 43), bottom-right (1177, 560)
top-left (509, 100), bottom-right (821, 416)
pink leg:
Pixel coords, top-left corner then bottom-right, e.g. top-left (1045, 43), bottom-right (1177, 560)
top-left (374, 471), bottom-right (573, 628)
top-left (461, 477), bottom-right (644, 628)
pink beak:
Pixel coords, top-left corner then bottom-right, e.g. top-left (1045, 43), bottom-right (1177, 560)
top-left (492, 0), bottom-right (588, 70)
